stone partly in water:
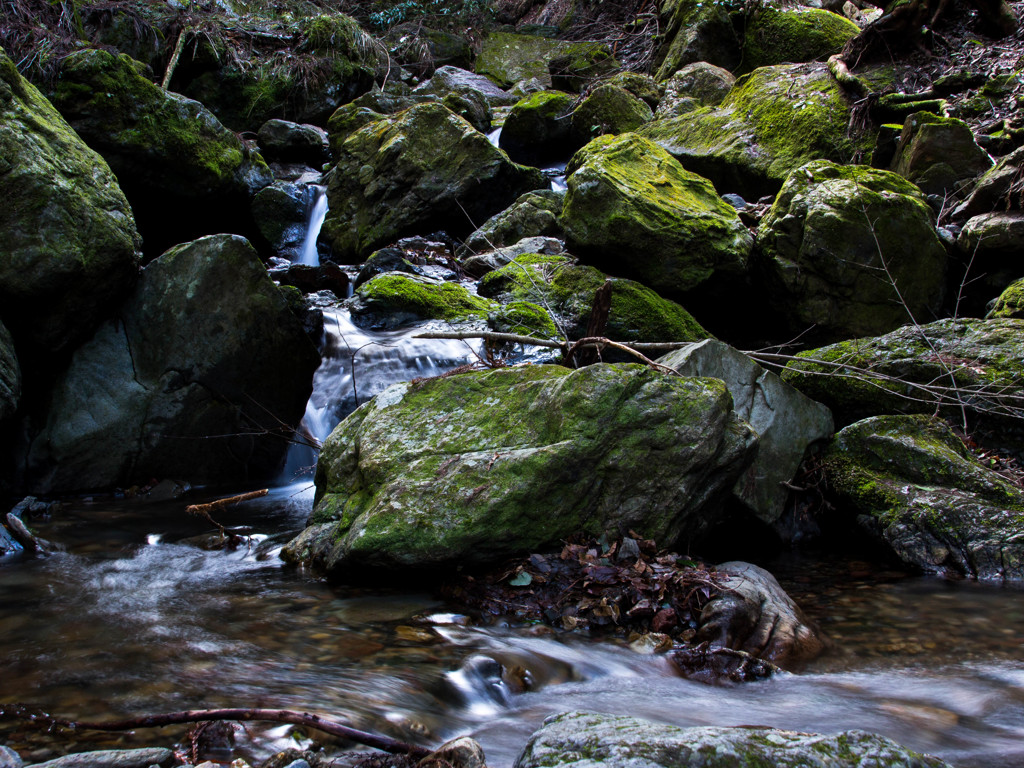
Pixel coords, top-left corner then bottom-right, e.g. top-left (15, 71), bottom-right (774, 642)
top-left (50, 48), bottom-right (272, 256)
top-left (25, 749), bottom-right (175, 768)
top-left (756, 160), bottom-right (947, 343)
top-left (515, 711), bottom-right (953, 768)
top-left (562, 133), bottom-right (753, 297)
top-left (349, 273), bottom-right (497, 330)
top-left (640, 63), bottom-right (877, 199)
top-left (0, 48), bottom-right (141, 356)
top-left (322, 103), bottom-right (545, 262)
top-left (282, 364), bottom-right (757, 572)
top-left (823, 414), bottom-right (1024, 582)
top-left (694, 561), bottom-right (827, 669)
top-left (660, 341), bottom-right (833, 525)
top-left (20, 235), bottom-right (319, 494)
top-left (780, 318), bottom-right (1024, 456)
top-left (499, 90), bottom-right (575, 166)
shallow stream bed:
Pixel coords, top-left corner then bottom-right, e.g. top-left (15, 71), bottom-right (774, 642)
top-left (2, 485), bottom-right (1023, 768)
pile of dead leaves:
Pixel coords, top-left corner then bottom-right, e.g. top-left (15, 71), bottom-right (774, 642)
top-left (442, 535), bottom-right (724, 643)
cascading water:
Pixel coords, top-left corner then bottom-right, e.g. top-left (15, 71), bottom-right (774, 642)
top-left (296, 185), bottom-right (328, 267)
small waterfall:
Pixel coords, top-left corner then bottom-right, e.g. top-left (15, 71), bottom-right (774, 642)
top-left (487, 126), bottom-right (502, 147)
top-left (296, 185), bottom-right (328, 267)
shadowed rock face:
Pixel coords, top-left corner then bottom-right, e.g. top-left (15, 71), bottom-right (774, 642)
top-left (283, 363), bottom-right (758, 574)
top-left (0, 48), bottom-right (141, 358)
top-left (20, 235), bottom-right (319, 494)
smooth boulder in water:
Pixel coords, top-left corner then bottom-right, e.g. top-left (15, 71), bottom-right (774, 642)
top-left (282, 363), bottom-right (757, 573)
top-left (0, 48), bottom-right (141, 356)
top-left (20, 235), bottom-right (319, 494)
top-left (515, 711), bottom-right (953, 768)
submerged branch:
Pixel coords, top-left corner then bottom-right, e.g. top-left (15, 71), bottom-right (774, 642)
top-left (1, 706), bottom-right (432, 759)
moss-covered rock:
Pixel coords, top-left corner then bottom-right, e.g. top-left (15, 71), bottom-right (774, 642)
top-left (322, 102), bottom-right (546, 262)
top-left (780, 317), bottom-right (1024, 456)
top-left (478, 253), bottom-right (710, 343)
top-left (740, 7), bottom-right (858, 73)
top-left (327, 103), bottom-right (387, 160)
top-left (257, 118), bottom-right (329, 165)
top-left (515, 711), bottom-right (952, 768)
top-left (823, 415), bottom-right (1024, 581)
top-left (475, 32), bottom-right (568, 88)
top-left (281, 363), bottom-right (756, 572)
top-left (0, 47), bottom-right (141, 356)
top-left (0, 320), bottom-right (20, 424)
top-left (20, 234), bottom-right (319, 494)
top-left (488, 300), bottom-right (560, 340)
top-left (562, 133), bottom-right (753, 296)
top-left (657, 62), bottom-right (735, 118)
top-left (756, 160), bottom-right (947, 342)
top-left (606, 72), bottom-right (660, 108)
top-left (350, 273), bottom-right (496, 329)
top-left (640, 63), bottom-right (878, 199)
top-left (412, 65), bottom-right (518, 108)
top-left (988, 277), bottom-right (1024, 319)
top-left (568, 85), bottom-right (654, 148)
top-left (654, 0), bottom-right (741, 79)
top-left (499, 90), bottom-right (575, 165)
top-left (175, 11), bottom-right (377, 131)
top-left (459, 191), bottom-right (565, 257)
top-left (50, 47), bottom-right (272, 256)
top-left (548, 44), bottom-right (619, 92)
top-left (891, 112), bottom-right (992, 196)
top-left (384, 22), bottom-right (474, 76)
top-left (956, 211), bottom-right (1024, 309)
top-left (953, 144), bottom-right (1024, 219)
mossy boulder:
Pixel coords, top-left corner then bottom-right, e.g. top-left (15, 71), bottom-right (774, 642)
top-left (640, 63), bottom-right (877, 199)
top-left (499, 90), bottom-right (575, 166)
top-left (755, 160), bottom-right (947, 342)
top-left (478, 254), bottom-right (710, 344)
top-left (349, 273), bottom-right (497, 330)
top-left (327, 103), bottom-right (388, 160)
top-left (459, 190), bottom-right (565, 257)
top-left (281, 363), bottom-right (757, 572)
top-left (489, 300), bottom-right (560, 340)
top-left (740, 7), bottom-right (859, 73)
top-left (175, 11), bottom-right (377, 131)
top-left (823, 415), bottom-right (1024, 581)
top-left (953, 144), bottom-right (1024, 219)
top-left (606, 72), bottom-right (660, 108)
top-left (654, 0), bottom-right (742, 79)
top-left (891, 112), bottom-right (992, 196)
top-left (323, 103), bottom-right (546, 262)
top-left (988, 277), bottom-right (1024, 319)
top-left (257, 119), bottom-right (329, 165)
top-left (657, 62), bottom-right (735, 118)
top-left (562, 133), bottom-right (753, 296)
top-left (515, 711), bottom-right (952, 768)
top-left (660, 341), bottom-right (834, 525)
top-left (0, 47), bottom-right (141, 356)
top-left (412, 65), bottom-right (518, 108)
top-left (548, 45), bottom-right (619, 93)
top-left (568, 85), bottom-right (654, 149)
top-left (476, 32), bottom-right (568, 88)
top-left (19, 235), bottom-right (319, 494)
top-left (385, 23), bottom-right (474, 75)
top-left (956, 212), bottom-right (1024, 311)
top-left (50, 48), bottom-right (272, 256)
top-left (0, 320), bottom-right (19, 424)
top-left (780, 318), bottom-right (1024, 456)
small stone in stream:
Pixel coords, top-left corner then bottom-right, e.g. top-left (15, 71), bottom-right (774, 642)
top-left (0, 746), bottom-right (23, 768)
top-left (26, 749), bottom-right (174, 768)
top-left (282, 761), bottom-right (310, 768)
top-left (419, 736), bottom-right (486, 768)
top-left (671, 643), bottom-right (781, 684)
top-left (628, 632), bottom-right (673, 654)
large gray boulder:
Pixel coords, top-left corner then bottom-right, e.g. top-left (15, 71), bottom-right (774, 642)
top-left (562, 133), bottom-right (753, 297)
top-left (20, 235), bottom-right (319, 493)
top-left (515, 712), bottom-right (952, 768)
top-left (0, 48), bottom-right (141, 355)
top-left (322, 103), bottom-right (545, 262)
top-left (49, 48), bottom-right (272, 255)
top-left (660, 341), bottom-right (833, 525)
top-left (823, 414), bottom-right (1024, 581)
top-left (282, 363), bottom-right (757, 573)
top-left (756, 160), bottom-right (947, 343)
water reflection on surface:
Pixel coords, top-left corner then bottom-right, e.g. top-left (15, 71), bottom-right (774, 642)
top-left (2, 488), bottom-right (1024, 768)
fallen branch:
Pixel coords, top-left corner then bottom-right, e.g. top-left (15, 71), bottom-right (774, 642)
top-left (185, 489), bottom-right (268, 517)
top-left (413, 331), bottom-right (696, 355)
top-left (0, 706), bottom-right (432, 759)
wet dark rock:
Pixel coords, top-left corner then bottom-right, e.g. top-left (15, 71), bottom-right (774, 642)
top-left (499, 91), bottom-right (574, 166)
top-left (568, 85), bottom-right (653, 150)
top-left (20, 235), bottom-right (319, 494)
top-left (252, 182), bottom-right (308, 259)
top-left (953, 144), bottom-right (1024, 219)
top-left (654, 0), bottom-right (741, 78)
top-left (694, 561), bottom-right (827, 668)
top-left (25, 748), bottom-right (174, 768)
top-left (0, 48), bottom-right (141, 357)
top-left (956, 211), bottom-right (1024, 312)
top-left (257, 119), bottom-right (330, 166)
top-left (49, 48), bottom-right (272, 257)
top-left (823, 414), bottom-right (1024, 582)
top-left (670, 643), bottom-right (781, 684)
top-left (273, 263), bottom-right (350, 298)
top-left (459, 195), bottom-right (565, 261)
top-left (354, 248), bottom-right (424, 289)
top-left (548, 47), bottom-right (618, 93)
top-left (515, 711), bottom-right (953, 768)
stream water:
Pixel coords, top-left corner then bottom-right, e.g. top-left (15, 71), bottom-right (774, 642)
top-left (1, 491), bottom-right (1023, 768)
